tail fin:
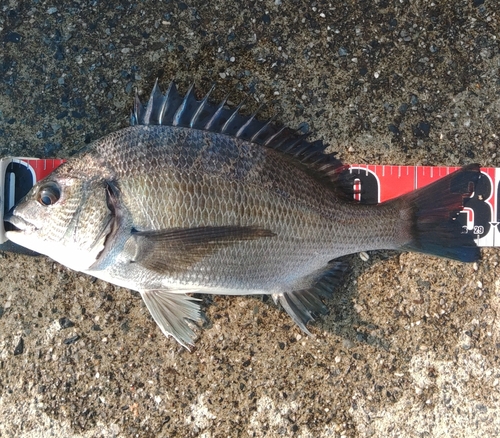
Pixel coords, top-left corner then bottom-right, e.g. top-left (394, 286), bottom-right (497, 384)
top-left (398, 164), bottom-right (481, 262)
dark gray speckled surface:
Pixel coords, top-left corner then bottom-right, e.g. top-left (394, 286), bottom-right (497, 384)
top-left (1, 1), bottom-right (500, 437)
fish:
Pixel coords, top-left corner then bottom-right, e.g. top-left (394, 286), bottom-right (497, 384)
top-left (5, 81), bottom-right (482, 348)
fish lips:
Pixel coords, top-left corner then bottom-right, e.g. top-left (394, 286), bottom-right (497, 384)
top-left (4, 211), bottom-right (37, 234)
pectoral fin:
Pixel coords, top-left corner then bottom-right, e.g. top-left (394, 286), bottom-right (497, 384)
top-left (141, 289), bottom-right (203, 349)
top-left (130, 226), bottom-right (275, 274)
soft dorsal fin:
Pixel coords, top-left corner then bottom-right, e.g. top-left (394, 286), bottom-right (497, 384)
top-left (131, 80), bottom-right (344, 180)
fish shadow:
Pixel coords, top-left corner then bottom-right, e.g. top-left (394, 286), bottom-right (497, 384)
top-left (199, 250), bottom-right (400, 351)
top-left (316, 252), bottom-right (397, 351)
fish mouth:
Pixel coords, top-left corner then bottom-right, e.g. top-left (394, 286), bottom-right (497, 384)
top-left (4, 212), bottom-right (36, 234)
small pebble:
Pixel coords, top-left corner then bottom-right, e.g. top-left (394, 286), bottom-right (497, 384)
top-left (414, 121), bottom-right (431, 138)
top-left (59, 317), bottom-right (75, 329)
top-left (14, 337), bottom-right (24, 356)
top-left (63, 335), bottom-right (80, 345)
top-left (360, 252), bottom-right (369, 261)
top-left (338, 47), bottom-right (348, 56)
top-left (4, 32), bottom-right (22, 43)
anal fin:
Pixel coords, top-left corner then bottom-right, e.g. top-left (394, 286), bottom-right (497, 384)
top-left (141, 289), bottom-right (202, 349)
top-left (272, 261), bottom-right (347, 334)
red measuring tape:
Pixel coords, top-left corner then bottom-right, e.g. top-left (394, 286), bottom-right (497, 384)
top-left (1, 158), bottom-right (498, 248)
top-left (346, 165), bottom-right (498, 247)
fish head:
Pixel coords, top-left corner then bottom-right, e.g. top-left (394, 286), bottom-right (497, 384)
top-left (5, 163), bottom-right (115, 272)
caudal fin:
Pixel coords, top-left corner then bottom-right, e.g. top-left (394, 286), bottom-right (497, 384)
top-left (398, 164), bottom-right (481, 262)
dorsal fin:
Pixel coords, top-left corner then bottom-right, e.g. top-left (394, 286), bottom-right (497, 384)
top-left (131, 81), bottom-right (344, 179)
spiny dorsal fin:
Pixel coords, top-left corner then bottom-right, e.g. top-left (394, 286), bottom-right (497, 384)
top-left (131, 81), bottom-right (344, 180)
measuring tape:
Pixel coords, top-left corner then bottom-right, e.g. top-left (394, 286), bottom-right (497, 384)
top-left (0, 158), bottom-right (498, 251)
top-left (0, 158), bottom-right (65, 252)
top-left (346, 165), bottom-right (499, 247)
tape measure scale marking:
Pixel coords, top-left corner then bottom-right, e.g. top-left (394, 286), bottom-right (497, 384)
top-left (348, 165), bottom-right (499, 247)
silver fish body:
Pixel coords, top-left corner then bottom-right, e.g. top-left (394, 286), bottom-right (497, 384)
top-left (6, 83), bottom-right (481, 347)
top-left (86, 125), bottom-right (405, 288)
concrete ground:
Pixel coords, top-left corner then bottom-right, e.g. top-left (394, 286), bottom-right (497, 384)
top-left (1, 0), bottom-right (499, 436)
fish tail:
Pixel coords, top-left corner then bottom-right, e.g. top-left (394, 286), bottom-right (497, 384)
top-left (396, 163), bottom-right (481, 262)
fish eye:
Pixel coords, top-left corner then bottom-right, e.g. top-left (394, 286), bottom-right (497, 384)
top-left (37, 183), bottom-right (61, 206)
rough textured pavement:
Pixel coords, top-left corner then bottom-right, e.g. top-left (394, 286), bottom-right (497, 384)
top-left (1, 1), bottom-right (500, 437)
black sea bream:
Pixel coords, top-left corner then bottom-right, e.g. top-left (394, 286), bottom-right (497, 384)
top-left (6, 82), bottom-right (481, 347)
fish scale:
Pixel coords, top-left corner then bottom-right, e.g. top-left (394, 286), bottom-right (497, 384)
top-left (94, 125), bottom-right (402, 284)
top-left (6, 82), bottom-right (482, 348)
